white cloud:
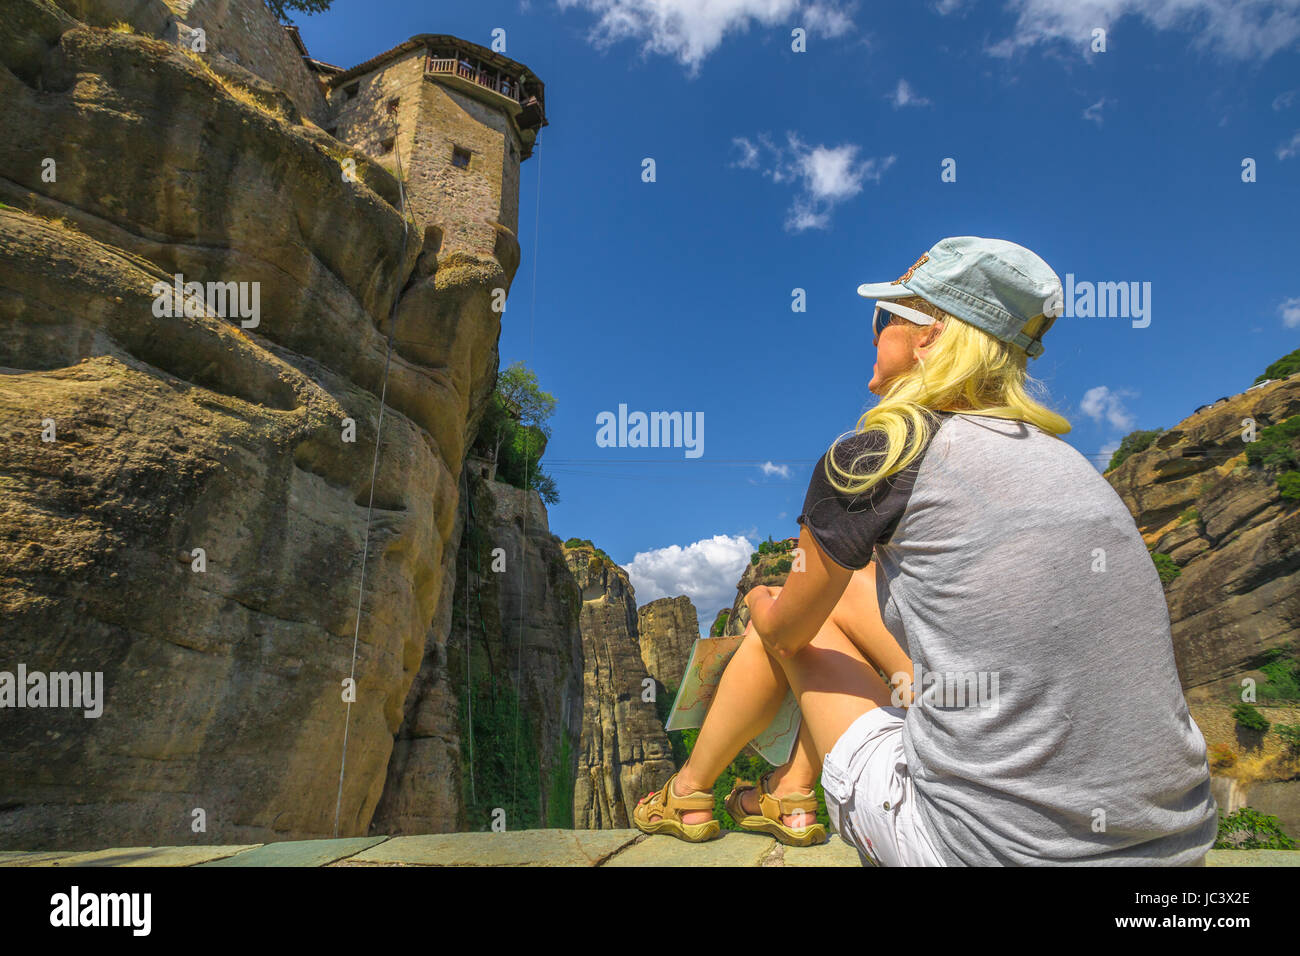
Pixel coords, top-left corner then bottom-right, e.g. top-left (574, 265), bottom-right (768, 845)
top-left (934, 0), bottom-right (968, 13)
top-left (731, 136), bottom-right (761, 168)
top-left (1274, 89), bottom-right (1298, 110)
top-left (760, 461), bottom-right (792, 478)
top-left (1082, 96), bottom-right (1107, 125)
top-left (987, 0), bottom-right (1300, 61)
top-left (1277, 130), bottom-right (1300, 160)
top-left (1080, 385), bottom-right (1137, 430)
top-left (556, 0), bottom-right (856, 76)
top-left (1280, 296), bottom-right (1300, 328)
top-left (626, 534), bottom-right (754, 633)
top-left (889, 78), bottom-right (931, 108)
top-left (733, 131), bottom-right (895, 231)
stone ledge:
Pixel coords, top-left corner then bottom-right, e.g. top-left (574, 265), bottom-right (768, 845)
top-left (1, 833), bottom-right (1296, 867)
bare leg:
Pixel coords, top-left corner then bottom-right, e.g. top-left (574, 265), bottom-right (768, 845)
top-left (656, 563), bottom-right (906, 827)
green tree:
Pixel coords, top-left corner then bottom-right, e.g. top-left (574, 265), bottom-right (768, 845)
top-left (473, 362), bottom-right (560, 505)
top-left (264, 0), bottom-right (331, 25)
top-left (1107, 428), bottom-right (1163, 472)
top-left (1255, 346), bottom-right (1300, 384)
top-left (1231, 702), bottom-right (1270, 733)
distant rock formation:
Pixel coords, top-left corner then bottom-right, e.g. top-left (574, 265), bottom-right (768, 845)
top-left (564, 544), bottom-right (676, 828)
top-left (721, 551), bottom-right (793, 636)
top-left (636, 596), bottom-right (698, 691)
top-left (1105, 375), bottom-right (1300, 693)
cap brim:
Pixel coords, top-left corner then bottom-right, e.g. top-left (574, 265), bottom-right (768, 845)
top-left (856, 281), bottom-right (913, 299)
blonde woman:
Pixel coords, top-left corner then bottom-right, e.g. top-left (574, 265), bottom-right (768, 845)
top-left (633, 237), bottom-right (1217, 866)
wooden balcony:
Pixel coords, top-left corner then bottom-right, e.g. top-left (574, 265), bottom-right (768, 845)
top-left (426, 56), bottom-right (520, 103)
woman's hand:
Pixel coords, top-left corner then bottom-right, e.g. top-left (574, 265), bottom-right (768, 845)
top-left (744, 586), bottom-right (789, 657)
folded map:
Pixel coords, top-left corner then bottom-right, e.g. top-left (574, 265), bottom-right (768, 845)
top-left (664, 635), bottom-right (802, 767)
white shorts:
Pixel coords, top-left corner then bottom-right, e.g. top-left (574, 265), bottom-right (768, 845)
top-left (821, 706), bottom-right (948, 867)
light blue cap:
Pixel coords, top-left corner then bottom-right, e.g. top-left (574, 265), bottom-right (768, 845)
top-left (857, 236), bottom-right (1063, 359)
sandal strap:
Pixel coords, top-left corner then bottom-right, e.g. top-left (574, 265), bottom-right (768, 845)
top-left (757, 771), bottom-right (817, 818)
top-left (664, 772), bottom-right (715, 812)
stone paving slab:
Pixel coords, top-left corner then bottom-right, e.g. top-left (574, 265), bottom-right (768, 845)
top-left (0, 851), bottom-right (79, 867)
top-left (602, 831), bottom-right (777, 867)
top-left (340, 829), bottom-right (641, 867)
top-left (1205, 850), bottom-right (1300, 866)
top-left (4, 837), bottom-right (1297, 866)
top-left (782, 834), bottom-right (864, 867)
top-left (31, 845), bottom-right (262, 867)
top-left (200, 836), bottom-right (389, 867)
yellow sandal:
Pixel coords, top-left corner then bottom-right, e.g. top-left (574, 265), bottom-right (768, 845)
top-left (633, 772), bottom-right (721, 842)
top-left (725, 771), bottom-right (828, 847)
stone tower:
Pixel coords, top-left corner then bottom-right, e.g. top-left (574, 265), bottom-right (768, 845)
top-left (323, 35), bottom-right (548, 263)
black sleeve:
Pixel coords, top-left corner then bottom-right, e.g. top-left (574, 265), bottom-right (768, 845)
top-left (797, 428), bottom-right (920, 571)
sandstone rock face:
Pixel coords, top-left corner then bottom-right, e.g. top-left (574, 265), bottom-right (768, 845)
top-left (0, 1), bottom-right (512, 848)
top-left (564, 545), bottom-right (676, 828)
top-left (371, 472), bottom-right (582, 834)
top-left (636, 596), bottom-right (698, 691)
top-left (1105, 376), bottom-right (1300, 691)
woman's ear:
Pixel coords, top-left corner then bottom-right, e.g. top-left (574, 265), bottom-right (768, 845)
top-left (916, 320), bottom-right (944, 353)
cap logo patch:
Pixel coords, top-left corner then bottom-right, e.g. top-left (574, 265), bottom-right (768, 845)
top-left (892, 253), bottom-right (929, 285)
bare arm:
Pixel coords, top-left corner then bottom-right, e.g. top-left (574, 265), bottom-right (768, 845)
top-left (745, 523), bottom-right (853, 657)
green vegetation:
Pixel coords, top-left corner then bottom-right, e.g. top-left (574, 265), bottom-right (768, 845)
top-left (1257, 645), bottom-right (1300, 703)
top-left (545, 728), bottom-right (575, 828)
top-left (563, 537), bottom-right (613, 565)
top-left (1106, 428), bottom-right (1163, 472)
top-left (264, 0), bottom-right (332, 24)
top-left (1245, 415), bottom-right (1300, 470)
top-left (710, 610), bottom-right (730, 637)
top-left (457, 673), bottom-right (545, 831)
top-left (1275, 724), bottom-right (1300, 755)
top-left (1215, 807), bottom-right (1296, 850)
top-left (750, 554), bottom-right (760, 566)
top-left (1255, 346), bottom-right (1300, 384)
top-left (1231, 702), bottom-right (1270, 733)
top-left (474, 361), bottom-right (559, 505)
top-left (1150, 551), bottom-right (1181, 585)
top-left (1278, 470), bottom-right (1300, 501)
top-left (1178, 507), bottom-right (1199, 525)
top-left (772, 556), bottom-right (793, 574)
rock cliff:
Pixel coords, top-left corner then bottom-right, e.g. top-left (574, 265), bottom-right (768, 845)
top-left (565, 544), bottom-right (676, 828)
top-left (1104, 375), bottom-right (1300, 692)
top-left (0, 0), bottom-right (511, 847)
top-left (369, 469), bottom-right (583, 834)
top-left (636, 596), bottom-right (698, 691)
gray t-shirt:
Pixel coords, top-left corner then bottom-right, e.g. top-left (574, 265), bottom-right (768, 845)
top-left (798, 412), bottom-right (1217, 865)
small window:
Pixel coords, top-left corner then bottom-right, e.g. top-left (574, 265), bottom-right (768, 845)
top-left (380, 137), bottom-right (395, 154)
top-left (451, 146), bottom-right (471, 168)
top-left (342, 81), bottom-right (360, 100)
top-left (386, 97), bottom-right (399, 116)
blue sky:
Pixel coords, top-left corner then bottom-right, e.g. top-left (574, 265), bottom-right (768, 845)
top-left (298, 1), bottom-right (1300, 633)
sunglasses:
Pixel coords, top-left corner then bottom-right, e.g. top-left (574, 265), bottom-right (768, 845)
top-left (872, 300), bottom-right (939, 343)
